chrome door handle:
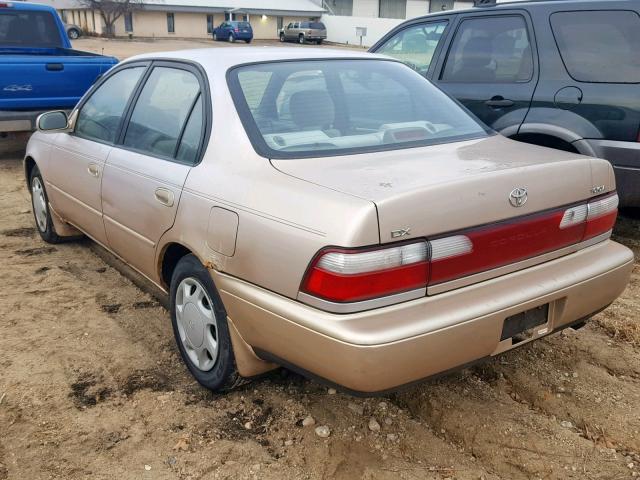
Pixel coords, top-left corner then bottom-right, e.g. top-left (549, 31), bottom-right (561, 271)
top-left (87, 163), bottom-right (100, 177)
top-left (154, 188), bottom-right (174, 207)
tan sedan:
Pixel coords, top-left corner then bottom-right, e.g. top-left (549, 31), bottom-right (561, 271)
top-left (25, 48), bottom-right (633, 394)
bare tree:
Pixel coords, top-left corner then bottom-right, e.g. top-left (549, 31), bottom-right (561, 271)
top-left (79, 0), bottom-right (142, 37)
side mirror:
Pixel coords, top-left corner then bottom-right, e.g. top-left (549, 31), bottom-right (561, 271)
top-left (37, 111), bottom-right (69, 132)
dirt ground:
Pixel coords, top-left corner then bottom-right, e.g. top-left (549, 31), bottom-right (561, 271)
top-left (1, 38), bottom-right (640, 480)
top-left (71, 36), bottom-right (360, 60)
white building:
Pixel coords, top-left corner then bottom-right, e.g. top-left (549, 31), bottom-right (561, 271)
top-left (320, 0), bottom-right (475, 46)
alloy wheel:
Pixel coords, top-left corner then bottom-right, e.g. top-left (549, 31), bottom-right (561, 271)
top-left (31, 177), bottom-right (48, 232)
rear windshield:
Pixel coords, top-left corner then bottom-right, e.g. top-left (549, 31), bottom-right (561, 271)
top-left (302, 22), bottom-right (325, 29)
top-left (229, 59), bottom-right (489, 159)
top-left (0, 11), bottom-right (62, 47)
top-left (234, 22), bottom-right (251, 28)
top-left (550, 11), bottom-right (640, 84)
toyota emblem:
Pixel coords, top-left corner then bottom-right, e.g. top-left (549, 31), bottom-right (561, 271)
top-left (509, 187), bottom-right (528, 207)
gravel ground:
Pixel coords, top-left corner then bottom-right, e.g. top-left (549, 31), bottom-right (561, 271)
top-left (1, 38), bottom-right (639, 480)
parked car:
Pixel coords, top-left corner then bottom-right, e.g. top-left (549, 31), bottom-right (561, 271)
top-left (0, 2), bottom-right (118, 134)
top-left (370, 0), bottom-right (640, 207)
top-left (25, 48), bottom-right (632, 394)
top-left (279, 21), bottom-right (327, 44)
top-left (65, 22), bottom-right (82, 40)
top-left (212, 21), bottom-right (252, 43)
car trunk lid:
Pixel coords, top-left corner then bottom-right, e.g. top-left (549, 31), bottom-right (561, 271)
top-left (271, 135), bottom-right (613, 244)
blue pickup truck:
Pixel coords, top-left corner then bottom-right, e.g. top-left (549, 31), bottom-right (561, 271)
top-left (0, 1), bottom-right (118, 133)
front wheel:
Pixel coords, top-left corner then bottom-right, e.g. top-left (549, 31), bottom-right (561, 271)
top-left (228, 33), bottom-right (235, 43)
top-left (30, 166), bottom-right (64, 244)
top-left (170, 254), bottom-right (243, 392)
top-left (279, 32), bottom-right (285, 42)
top-left (213, 32), bottom-right (217, 41)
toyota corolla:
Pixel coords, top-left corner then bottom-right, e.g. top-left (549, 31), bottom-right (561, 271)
top-left (24, 48), bottom-right (633, 393)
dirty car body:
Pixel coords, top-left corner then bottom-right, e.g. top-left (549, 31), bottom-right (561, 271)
top-left (24, 48), bottom-right (633, 394)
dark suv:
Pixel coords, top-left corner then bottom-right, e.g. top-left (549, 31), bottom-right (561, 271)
top-left (370, 0), bottom-right (640, 206)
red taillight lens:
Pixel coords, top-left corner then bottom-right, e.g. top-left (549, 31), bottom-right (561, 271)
top-left (301, 193), bottom-right (618, 307)
top-left (234, 27), bottom-right (239, 32)
top-left (301, 242), bottom-right (429, 303)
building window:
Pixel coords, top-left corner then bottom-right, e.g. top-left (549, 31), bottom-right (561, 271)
top-left (324, 0), bottom-right (353, 16)
top-left (167, 12), bottom-right (175, 33)
top-left (60, 10), bottom-right (67, 22)
top-left (124, 12), bottom-right (133, 32)
top-left (224, 12), bottom-right (231, 21)
top-left (379, 0), bottom-right (406, 19)
top-left (206, 14), bottom-right (214, 33)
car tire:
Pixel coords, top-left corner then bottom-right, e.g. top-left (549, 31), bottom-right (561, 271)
top-left (228, 33), bottom-right (235, 43)
top-left (29, 165), bottom-right (64, 244)
top-left (279, 32), bottom-right (285, 42)
top-left (245, 39), bottom-right (251, 44)
top-left (298, 34), bottom-right (305, 44)
top-left (170, 254), bottom-right (245, 392)
top-left (213, 32), bottom-right (217, 41)
top-left (68, 28), bottom-right (80, 40)
top-left (316, 39), bottom-right (323, 45)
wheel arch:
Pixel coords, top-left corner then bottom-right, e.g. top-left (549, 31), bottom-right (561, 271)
top-left (24, 155), bottom-right (37, 188)
top-left (158, 241), bottom-right (198, 289)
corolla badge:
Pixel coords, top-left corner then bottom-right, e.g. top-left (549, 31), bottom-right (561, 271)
top-left (509, 187), bottom-right (528, 207)
top-left (3, 84), bottom-right (33, 92)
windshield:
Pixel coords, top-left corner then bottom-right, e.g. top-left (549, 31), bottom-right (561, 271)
top-left (0, 11), bottom-right (62, 47)
top-left (229, 59), bottom-right (490, 159)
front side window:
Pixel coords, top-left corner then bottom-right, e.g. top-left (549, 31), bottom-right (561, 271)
top-left (167, 13), bottom-right (175, 33)
top-left (75, 66), bottom-right (145, 144)
top-left (441, 15), bottom-right (533, 83)
top-left (123, 67), bottom-right (201, 158)
top-left (377, 21), bottom-right (448, 76)
top-left (230, 59), bottom-right (489, 159)
top-left (0, 11), bottom-right (61, 47)
top-left (550, 11), bottom-right (640, 84)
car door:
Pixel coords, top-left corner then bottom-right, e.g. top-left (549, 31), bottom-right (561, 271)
top-left (432, 12), bottom-right (538, 133)
top-left (101, 61), bottom-right (208, 279)
top-left (45, 64), bottom-right (147, 246)
top-left (373, 18), bottom-right (452, 79)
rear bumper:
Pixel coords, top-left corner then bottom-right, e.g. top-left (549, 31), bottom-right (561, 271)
top-left (217, 240), bottom-right (633, 393)
top-left (588, 139), bottom-right (640, 207)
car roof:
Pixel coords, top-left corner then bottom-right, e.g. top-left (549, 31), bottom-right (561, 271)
top-left (405, 0), bottom-right (630, 20)
top-left (125, 47), bottom-right (388, 71)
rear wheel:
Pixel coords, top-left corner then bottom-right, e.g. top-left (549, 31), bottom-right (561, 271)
top-left (228, 33), bottom-right (235, 43)
top-left (298, 34), bottom-right (305, 44)
top-left (245, 38), bottom-right (251, 43)
top-left (170, 254), bottom-right (243, 392)
top-left (30, 166), bottom-right (64, 244)
top-left (316, 39), bottom-right (323, 45)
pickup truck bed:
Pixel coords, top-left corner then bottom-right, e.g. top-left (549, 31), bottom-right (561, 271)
top-left (0, 2), bottom-right (118, 133)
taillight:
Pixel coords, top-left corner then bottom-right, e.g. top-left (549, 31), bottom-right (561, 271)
top-left (301, 193), bottom-right (618, 309)
top-left (234, 27), bottom-right (239, 32)
top-left (301, 242), bottom-right (429, 303)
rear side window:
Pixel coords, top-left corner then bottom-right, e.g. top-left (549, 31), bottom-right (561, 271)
top-left (123, 67), bottom-right (201, 159)
top-left (0, 11), bottom-right (61, 47)
top-left (310, 22), bottom-right (325, 29)
top-left (75, 67), bottom-right (145, 144)
top-left (441, 15), bottom-right (533, 83)
top-left (377, 21), bottom-right (448, 76)
top-left (550, 11), bottom-right (640, 84)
